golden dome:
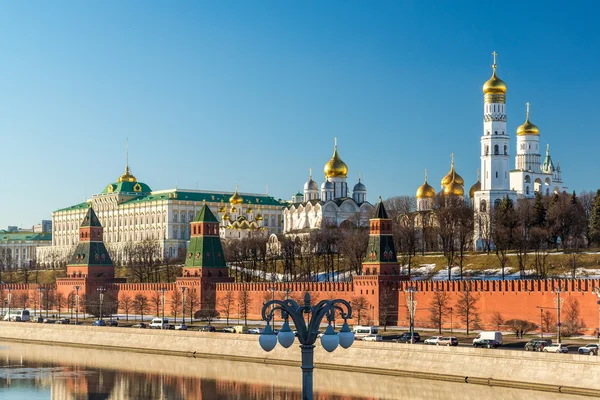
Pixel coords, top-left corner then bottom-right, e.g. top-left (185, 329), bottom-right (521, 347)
top-left (222, 213), bottom-right (230, 221)
top-left (256, 213), bottom-right (263, 221)
top-left (517, 104), bottom-right (539, 135)
top-left (441, 157), bottom-right (464, 187)
top-left (482, 67), bottom-right (507, 95)
top-left (469, 180), bottom-right (481, 198)
top-left (118, 166), bottom-right (137, 183)
top-left (444, 180), bottom-right (464, 197)
top-left (324, 143), bottom-right (348, 178)
top-left (416, 180), bottom-right (436, 199)
top-left (229, 187), bottom-right (243, 205)
top-left (247, 206), bottom-right (253, 213)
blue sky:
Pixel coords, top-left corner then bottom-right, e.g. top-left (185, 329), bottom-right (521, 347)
top-left (1, 1), bottom-right (599, 227)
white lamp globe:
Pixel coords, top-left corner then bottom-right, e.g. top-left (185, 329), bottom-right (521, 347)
top-left (278, 320), bottom-right (295, 348)
top-left (320, 324), bottom-right (340, 352)
top-left (338, 322), bottom-right (354, 349)
top-left (259, 324), bottom-right (277, 352)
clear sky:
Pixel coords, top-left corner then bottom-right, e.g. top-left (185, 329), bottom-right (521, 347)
top-left (1, 1), bottom-right (599, 227)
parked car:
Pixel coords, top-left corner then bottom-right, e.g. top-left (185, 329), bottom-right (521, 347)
top-left (524, 339), bottom-right (552, 352)
top-left (248, 327), bottom-right (264, 334)
top-left (132, 323), bottom-right (147, 329)
top-left (234, 325), bottom-right (249, 334)
top-left (199, 325), bottom-right (216, 332)
top-left (55, 318), bottom-right (70, 325)
top-left (394, 332), bottom-right (421, 343)
top-left (149, 318), bottom-right (169, 329)
top-left (107, 320), bottom-right (119, 327)
top-left (362, 334), bottom-right (383, 342)
top-left (544, 343), bottom-right (569, 353)
top-left (167, 324), bottom-right (175, 330)
top-left (473, 339), bottom-right (500, 348)
top-left (578, 344), bottom-right (599, 355)
top-left (473, 331), bottom-right (503, 346)
top-left (92, 319), bottom-right (107, 327)
top-left (174, 324), bottom-right (188, 331)
top-left (424, 336), bottom-right (443, 345)
top-left (437, 337), bottom-right (459, 346)
top-left (222, 326), bottom-right (236, 333)
top-left (42, 318), bottom-right (55, 324)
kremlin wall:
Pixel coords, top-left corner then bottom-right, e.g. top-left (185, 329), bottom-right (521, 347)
top-left (1, 200), bottom-right (600, 337)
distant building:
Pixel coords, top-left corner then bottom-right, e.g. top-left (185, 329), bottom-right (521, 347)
top-left (0, 231), bottom-right (52, 269)
top-left (37, 164), bottom-right (283, 265)
top-left (33, 220), bottom-right (52, 233)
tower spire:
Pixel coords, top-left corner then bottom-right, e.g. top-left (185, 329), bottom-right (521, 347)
top-left (526, 102), bottom-right (531, 121)
top-left (477, 168), bottom-right (480, 181)
top-left (126, 138), bottom-right (129, 171)
top-left (334, 137), bottom-right (337, 148)
top-left (492, 51), bottom-right (498, 70)
top-left (424, 169), bottom-right (428, 182)
top-left (309, 168), bottom-right (312, 180)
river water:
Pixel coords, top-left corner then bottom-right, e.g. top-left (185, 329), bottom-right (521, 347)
top-left (0, 341), bottom-right (589, 400)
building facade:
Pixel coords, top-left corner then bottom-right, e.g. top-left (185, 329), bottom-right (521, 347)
top-left (37, 165), bottom-right (283, 265)
top-left (283, 141), bottom-right (373, 234)
top-left (0, 231), bottom-right (52, 269)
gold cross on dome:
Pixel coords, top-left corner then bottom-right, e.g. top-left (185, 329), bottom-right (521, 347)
top-left (492, 51), bottom-right (497, 67)
top-left (451, 153), bottom-right (455, 166)
top-left (526, 102), bottom-right (530, 119)
top-left (424, 169), bottom-right (428, 181)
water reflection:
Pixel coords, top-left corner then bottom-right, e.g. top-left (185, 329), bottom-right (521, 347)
top-left (0, 342), bottom-right (587, 400)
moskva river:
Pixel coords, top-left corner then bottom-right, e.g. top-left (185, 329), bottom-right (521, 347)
top-left (0, 341), bottom-right (588, 399)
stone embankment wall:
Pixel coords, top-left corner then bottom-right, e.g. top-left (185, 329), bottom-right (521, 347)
top-left (0, 322), bottom-right (598, 396)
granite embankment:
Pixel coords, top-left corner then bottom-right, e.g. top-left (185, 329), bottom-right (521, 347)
top-left (0, 322), bottom-right (598, 396)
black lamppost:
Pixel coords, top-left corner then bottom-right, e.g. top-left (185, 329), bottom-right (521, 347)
top-left (181, 287), bottom-right (186, 325)
top-left (97, 286), bottom-right (105, 321)
top-left (74, 286), bottom-right (81, 325)
top-left (259, 292), bottom-right (354, 400)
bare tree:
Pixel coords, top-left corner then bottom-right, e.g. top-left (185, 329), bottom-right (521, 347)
top-left (428, 291), bottom-right (450, 334)
top-left (133, 293), bottom-right (150, 321)
top-left (218, 290), bottom-right (235, 326)
top-left (339, 226), bottom-right (369, 276)
top-left (16, 292), bottom-right (29, 309)
top-left (120, 293), bottom-right (132, 321)
top-left (493, 196), bottom-right (518, 280)
top-left (505, 319), bottom-right (538, 336)
top-left (490, 311), bottom-right (504, 331)
top-left (150, 292), bottom-right (161, 316)
top-left (396, 214), bottom-right (419, 277)
top-left (170, 290), bottom-right (182, 321)
top-left (350, 296), bottom-right (370, 326)
top-left (542, 310), bottom-right (556, 335)
top-left (454, 283), bottom-right (480, 335)
top-left (562, 297), bottom-right (586, 337)
top-left (378, 287), bottom-right (397, 331)
top-left (238, 288), bottom-right (251, 326)
top-left (514, 199), bottom-right (534, 278)
top-left (437, 196), bottom-right (459, 280)
top-left (384, 196), bottom-right (416, 221)
top-left (185, 288), bottom-right (200, 322)
top-left (55, 292), bottom-right (66, 318)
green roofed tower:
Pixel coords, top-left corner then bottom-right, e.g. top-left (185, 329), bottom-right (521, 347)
top-left (66, 207), bottom-right (115, 281)
top-left (183, 204), bottom-right (229, 278)
top-left (362, 197), bottom-right (400, 276)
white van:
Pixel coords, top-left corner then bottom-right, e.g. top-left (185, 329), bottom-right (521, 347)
top-left (149, 318), bottom-right (168, 329)
top-left (353, 326), bottom-right (379, 339)
top-left (3, 309), bottom-right (31, 322)
top-left (473, 331), bottom-right (503, 345)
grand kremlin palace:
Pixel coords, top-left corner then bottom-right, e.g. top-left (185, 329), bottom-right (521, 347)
top-left (36, 165), bottom-right (283, 265)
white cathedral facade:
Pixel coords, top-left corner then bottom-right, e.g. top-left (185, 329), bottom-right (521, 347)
top-left (414, 53), bottom-right (568, 250)
top-left (282, 141), bottom-right (373, 234)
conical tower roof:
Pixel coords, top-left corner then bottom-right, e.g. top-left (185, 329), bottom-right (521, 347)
top-left (374, 197), bottom-right (389, 219)
top-left (80, 207), bottom-right (102, 227)
top-left (194, 204), bottom-right (219, 223)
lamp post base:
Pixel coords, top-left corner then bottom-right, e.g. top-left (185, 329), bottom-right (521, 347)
top-left (300, 344), bottom-right (315, 400)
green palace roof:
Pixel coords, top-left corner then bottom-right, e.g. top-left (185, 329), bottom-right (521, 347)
top-left (0, 232), bottom-right (52, 242)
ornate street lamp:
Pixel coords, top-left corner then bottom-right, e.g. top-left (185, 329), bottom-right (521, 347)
top-left (74, 286), bottom-right (81, 325)
top-left (97, 286), bottom-right (106, 321)
top-left (259, 292), bottom-right (353, 400)
top-left (181, 287), bottom-right (186, 325)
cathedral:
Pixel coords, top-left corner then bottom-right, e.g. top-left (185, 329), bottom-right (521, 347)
top-left (414, 53), bottom-right (568, 249)
top-left (282, 140), bottom-right (373, 234)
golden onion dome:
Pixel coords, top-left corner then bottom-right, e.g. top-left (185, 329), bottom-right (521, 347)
top-left (324, 144), bottom-right (348, 178)
top-left (229, 187), bottom-right (243, 205)
top-left (482, 67), bottom-right (507, 95)
top-left (441, 159), bottom-right (464, 187)
top-left (256, 213), bottom-right (263, 221)
top-left (469, 180), bottom-right (481, 198)
top-left (517, 104), bottom-right (539, 135)
top-left (444, 180), bottom-right (464, 197)
top-left (118, 165), bottom-right (137, 183)
top-left (222, 213), bottom-right (230, 221)
top-left (416, 180), bottom-right (436, 199)
top-left (247, 206), bottom-right (253, 213)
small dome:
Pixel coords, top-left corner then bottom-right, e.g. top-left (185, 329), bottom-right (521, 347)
top-left (322, 181), bottom-right (334, 190)
top-left (469, 180), bottom-right (481, 198)
top-left (229, 187), bottom-right (243, 205)
top-left (256, 213), bottom-right (263, 221)
top-left (353, 179), bottom-right (366, 192)
top-left (118, 165), bottom-right (137, 183)
top-left (483, 67), bottom-right (507, 95)
top-left (444, 180), bottom-right (464, 197)
top-left (416, 181), bottom-right (436, 199)
top-left (517, 117), bottom-right (539, 136)
top-left (324, 145), bottom-right (348, 178)
top-left (222, 213), bottom-right (230, 221)
top-left (304, 178), bottom-right (318, 191)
